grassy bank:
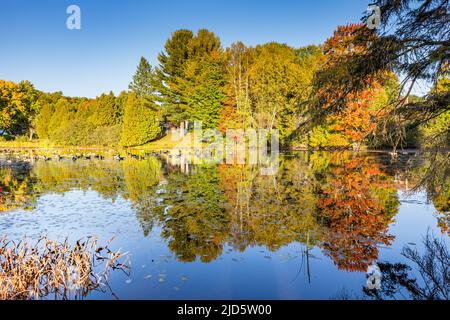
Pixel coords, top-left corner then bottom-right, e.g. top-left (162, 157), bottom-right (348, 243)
top-left (0, 132), bottom-right (194, 152)
top-left (0, 139), bottom-right (50, 149)
top-left (1, 133), bottom-right (413, 154)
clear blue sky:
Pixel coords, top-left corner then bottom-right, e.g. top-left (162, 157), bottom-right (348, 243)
top-left (0, 0), bottom-right (371, 98)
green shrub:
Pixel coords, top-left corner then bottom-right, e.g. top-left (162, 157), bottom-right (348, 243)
top-left (50, 119), bottom-right (95, 146)
top-left (120, 93), bottom-right (161, 147)
top-left (90, 125), bottom-right (121, 146)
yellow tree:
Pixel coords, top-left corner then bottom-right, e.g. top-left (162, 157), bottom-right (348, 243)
top-left (0, 80), bottom-right (38, 138)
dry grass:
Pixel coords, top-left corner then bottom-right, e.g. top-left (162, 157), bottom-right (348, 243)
top-left (0, 236), bottom-right (130, 300)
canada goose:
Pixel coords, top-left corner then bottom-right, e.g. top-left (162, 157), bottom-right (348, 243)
top-left (113, 154), bottom-right (125, 161)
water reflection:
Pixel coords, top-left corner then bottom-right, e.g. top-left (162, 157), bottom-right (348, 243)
top-left (316, 155), bottom-right (398, 271)
top-left (0, 163), bottom-right (36, 211)
top-left (363, 232), bottom-right (449, 300)
top-left (0, 151), bottom-right (448, 276)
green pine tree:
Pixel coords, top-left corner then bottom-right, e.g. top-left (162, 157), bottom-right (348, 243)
top-left (186, 58), bottom-right (225, 129)
top-left (155, 29), bottom-right (194, 125)
top-left (155, 29), bottom-right (223, 126)
top-left (129, 57), bottom-right (156, 98)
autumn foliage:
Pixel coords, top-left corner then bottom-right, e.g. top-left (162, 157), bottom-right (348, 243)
top-left (317, 156), bottom-right (397, 271)
top-left (308, 24), bottom-right (390, 148)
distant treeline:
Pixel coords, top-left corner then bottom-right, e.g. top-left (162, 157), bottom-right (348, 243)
top-left (1, 25), bottom-right (448, 149)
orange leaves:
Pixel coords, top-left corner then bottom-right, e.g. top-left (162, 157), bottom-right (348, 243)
top-left (311, 24), bottom-right (387, 147)
top-left (322, 69), bottom-right (384, 144)
top-left (218, 104), bottom-right (241, 133)
top-left (317, 157), bottom-right (397, 271)
top-left (323, 24), bottom-right (377, 70)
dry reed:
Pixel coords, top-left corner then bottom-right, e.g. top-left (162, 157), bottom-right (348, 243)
top-left (0, 236), bottom-right (130, 300)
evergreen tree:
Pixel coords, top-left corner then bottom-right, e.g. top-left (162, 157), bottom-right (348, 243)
top-left (47, 98), bottom-right (74, 141)
top-left (175, 29), bottom-right (224, 128)
top-left (185, 55), bottom-right (225, 129)
top-left (115, 91), bottom-right (128, 122)
top-left (187, 29), bottom-right (221, 59)
top-left (91, 91), bottom-right (121, 127)
top-left (34, 91), bottom-right (62, 139)
top-left (34, 102), bottom-right (54, 139)
top-left (129, 57), bottom-right (156, 98)
top-left (155, 29), bottom-right (194, 125)
top-left (120, 93), bottom-right (161, 147)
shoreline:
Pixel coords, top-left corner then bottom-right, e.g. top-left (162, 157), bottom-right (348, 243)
top-left (0, 145), bottom-right (430, 155)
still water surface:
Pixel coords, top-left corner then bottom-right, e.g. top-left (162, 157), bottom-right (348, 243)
top-left (0, 151), bottom-right (448, 299)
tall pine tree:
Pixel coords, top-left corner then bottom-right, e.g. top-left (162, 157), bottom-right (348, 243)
top-left (155, 29), bottom-right (225, 128)
top-left (184, 53), bottom-right (225, 129)
top-left (155, 30), bottom-right (194, 125)
top-left (129, 57), bottom-right (156, 98)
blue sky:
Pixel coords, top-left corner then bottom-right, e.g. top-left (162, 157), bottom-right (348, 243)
top-left (0, 0), bottom-right (371, 98)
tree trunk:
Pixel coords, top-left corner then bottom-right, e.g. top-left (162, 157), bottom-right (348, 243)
top-left (28, 128), bottom-right (35, 141)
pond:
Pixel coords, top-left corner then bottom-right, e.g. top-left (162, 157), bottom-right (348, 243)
top-left (0, 150), bottom-right (448, 300)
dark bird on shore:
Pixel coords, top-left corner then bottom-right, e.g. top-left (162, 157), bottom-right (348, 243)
top-left (127, 152), bottom-right (139, 159)
top-left (113, 154), bottom-right (125, 161)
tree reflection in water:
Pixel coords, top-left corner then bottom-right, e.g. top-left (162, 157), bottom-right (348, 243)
top-left (0, 161), bottom-right (36, 211)
top-left (0, 151), bottom-right (448, 274)
top-left (152, 165), bottom-right (230, 262)
top-left (316, 154), bottom-right (398, 271)
top-left (432, 184), bottom-right (449, 236)
top-left (363, 233), bottom-right (449, 300)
